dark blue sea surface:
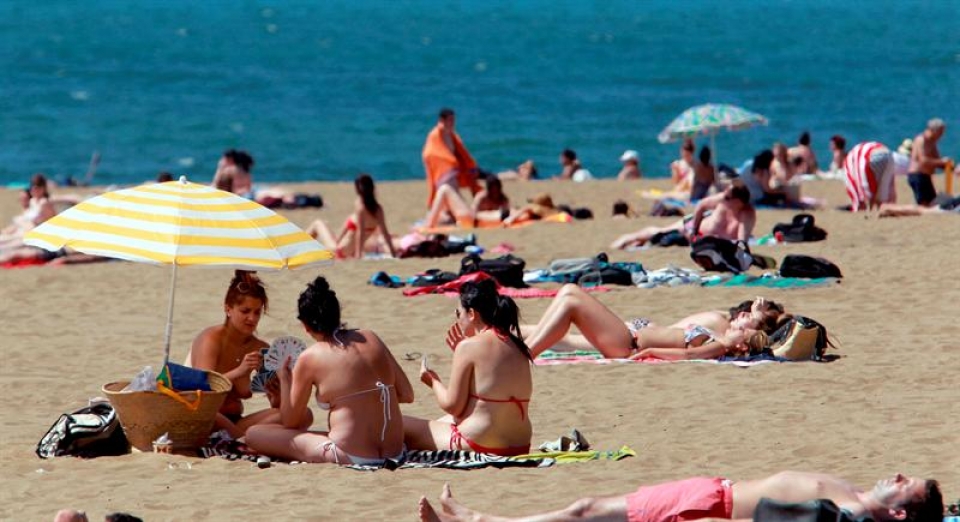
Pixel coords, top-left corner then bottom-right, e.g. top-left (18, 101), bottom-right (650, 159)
top-left (2, 0), bottom-right (958, 186)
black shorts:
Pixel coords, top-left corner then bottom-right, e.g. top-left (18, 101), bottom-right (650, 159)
top-left (907, 173), bottom-right (937, 205)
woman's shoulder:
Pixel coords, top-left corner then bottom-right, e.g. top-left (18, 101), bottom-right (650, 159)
top-left (194, 324), bottom-right (224, 343)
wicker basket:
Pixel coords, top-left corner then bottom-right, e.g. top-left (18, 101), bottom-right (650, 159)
top-left (102, 371), bottom-right (232, 452)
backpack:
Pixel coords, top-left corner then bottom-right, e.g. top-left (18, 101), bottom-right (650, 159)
top-left (37, 401), bottom-right (129, 459)
top-left (769, 315), bottom-right (832, 361)
top-left (779, 254), bottom-right (842, 279)
top-left (772, 214), bottom-right (827, 242)
top-left (690, 236), bottom-right (754, 274)
top-left (460, 254), bottom-right (528, 288)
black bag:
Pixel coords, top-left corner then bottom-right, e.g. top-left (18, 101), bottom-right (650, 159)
top-left (773, 214), bottom-right (827, 242)
top-left (754, 498), bottom-right (872, 522)
top-left (399, 238), bottom-right (450, 258)
top-left (460, 254), bottom-right (528, 288)
top-left (779, 254), bottom-right (842, 279)
top-left (690, 236), bottom-right (754, 274)
top-left (649, 229), bottom-right (690, 247)
top-left (37, 401), bottom-right (129, 459)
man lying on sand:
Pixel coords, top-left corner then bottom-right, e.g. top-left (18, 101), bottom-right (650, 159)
top-left (418, 471), bottom-right (942, 522)
top-left (611, 183), bottom-right (755, 250)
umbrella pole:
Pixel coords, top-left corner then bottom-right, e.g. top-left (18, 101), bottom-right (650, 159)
top-left (711, 132), bottom-right (717, 171)
top-left (163, 263), bottom-right (178, 363)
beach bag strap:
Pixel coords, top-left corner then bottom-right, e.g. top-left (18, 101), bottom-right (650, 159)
top-left (155, 361), bottom-right (209, 411)
top-left (156, 381), bottom-right (203, 411)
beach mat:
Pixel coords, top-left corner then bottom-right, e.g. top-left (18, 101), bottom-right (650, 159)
top-left (199, 433), bottom-right (634, 470)
top-left (702, 274), bottom-right (839, 288)
top-left (535, 349), bottom-right (783, 367)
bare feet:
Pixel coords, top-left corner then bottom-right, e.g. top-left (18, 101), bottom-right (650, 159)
top-left (419, 496), bottom-right (444, 522)
top-left (418, 484), bottom-right (495, 522)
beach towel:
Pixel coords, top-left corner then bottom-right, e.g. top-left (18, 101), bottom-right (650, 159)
top-left (422, 124), bottom-right (480, 207)
top-left (199, 432), bottom-right (634, 470)
top-left (414, 211), bottom-right (572, 235)
top-left (702, 273), bottom-right (839, 288)
top-left (1, 257), bottom-right (49, 269)
top-left (534, 349), bottom-right (783, 367)
top-left (844, 141), bottom-right (895, 211)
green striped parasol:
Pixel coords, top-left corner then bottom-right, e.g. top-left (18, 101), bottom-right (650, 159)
top-left (658, 103), bottom-right (768, 169)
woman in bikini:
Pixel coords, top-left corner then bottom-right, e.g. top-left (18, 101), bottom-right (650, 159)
top-left (185, 271), bottom-right (289, 438)
top-left (521, 284), bottom-right (782, 360)
top-left (403, 279), bottom-right (533, 456)
top-left (306, 173), bottom-right (398, 259)
top-left (245, 276), bottom-right (414, 465)
top-left (423, 176), bottom-right (511, 229)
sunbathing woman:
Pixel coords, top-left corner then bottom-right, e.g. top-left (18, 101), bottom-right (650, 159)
top-left (404, 279), bottom-right (534, 456)
top-left (306, 174), bottom-right (398, 259)
top-left (246, 276), bottom-right (414, 465)
top-left (185, 271), bottom-right (284, 438)
top-left (423, 177), bottom-right (511, 228)
top-left (521, 284), bottom-right (781, 360)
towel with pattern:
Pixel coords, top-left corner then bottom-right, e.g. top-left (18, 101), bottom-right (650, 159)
top-left (535, 349), bottom-right (783, 367)
top-left (199, 433), bottom-right (635, 470)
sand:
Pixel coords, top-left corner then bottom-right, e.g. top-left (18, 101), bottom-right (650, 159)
top-left (1, 177), bottom-right (957, 521)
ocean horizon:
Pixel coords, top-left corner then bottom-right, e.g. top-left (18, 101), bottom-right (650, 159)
top-left (2, 0), bottom-right (958, 187)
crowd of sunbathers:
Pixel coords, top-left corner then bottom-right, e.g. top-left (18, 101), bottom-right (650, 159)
top-left (174, 270), bottom-right (946, 522)
top-left (188, 271), bottom-right (792, 462)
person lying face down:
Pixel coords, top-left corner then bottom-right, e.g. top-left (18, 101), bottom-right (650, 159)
top-left (417, 470), bottom-right (943, 522)
top-left (520, 285), bottom-right (783, 360)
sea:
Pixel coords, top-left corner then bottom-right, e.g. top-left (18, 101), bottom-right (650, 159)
top-left (2, 0), bottom-right (959, 187)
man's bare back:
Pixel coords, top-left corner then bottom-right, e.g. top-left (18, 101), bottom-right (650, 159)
top-left (693, 188), bottom-right (756, 241)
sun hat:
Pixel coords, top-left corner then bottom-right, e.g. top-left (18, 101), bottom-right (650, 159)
top-left (619, 150), bottom-right (639, 163)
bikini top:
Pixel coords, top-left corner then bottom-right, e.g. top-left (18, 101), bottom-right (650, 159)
top-left (683, 324), bottom-right (715, 346)
top-left (469, 393), bottom-right (530, 421)
top-left (316, 381), bottom-right (395, 441)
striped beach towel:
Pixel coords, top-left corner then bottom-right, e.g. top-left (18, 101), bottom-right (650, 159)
top-left (844, 141), bottom-right (895, 211)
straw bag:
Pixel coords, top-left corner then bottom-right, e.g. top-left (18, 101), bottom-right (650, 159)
top-left (102, 371), bottom-right (231, 452)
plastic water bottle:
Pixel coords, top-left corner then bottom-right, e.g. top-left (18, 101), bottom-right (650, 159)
top-left (465, 245), bottom-right (484, 255)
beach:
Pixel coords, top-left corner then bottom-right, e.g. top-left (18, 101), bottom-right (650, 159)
top-left (1, 177), bottom-right (958, 521)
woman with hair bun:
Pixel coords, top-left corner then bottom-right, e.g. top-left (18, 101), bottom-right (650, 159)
top-left (403, 279), bottom-right (534, 456)
top-left (246, 276), bottom-right (414, 465)
top-left (186, 271), bottom-right (291, 438)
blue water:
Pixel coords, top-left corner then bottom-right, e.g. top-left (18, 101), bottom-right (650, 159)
top-left (2, 1), bottom-right (959, 186)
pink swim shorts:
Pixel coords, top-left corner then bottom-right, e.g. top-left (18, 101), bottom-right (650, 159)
top-left (626, 476), bottom-right (733, 522)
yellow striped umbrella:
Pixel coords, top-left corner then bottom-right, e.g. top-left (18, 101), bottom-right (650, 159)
top-left (24, 176), bottom-right (333, 360)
